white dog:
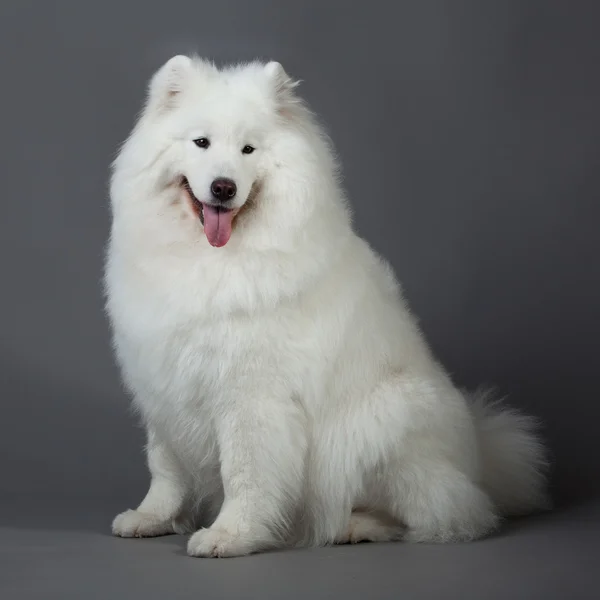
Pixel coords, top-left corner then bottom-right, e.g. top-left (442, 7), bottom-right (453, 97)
top-left (105, 56), bottom-right (549, 557)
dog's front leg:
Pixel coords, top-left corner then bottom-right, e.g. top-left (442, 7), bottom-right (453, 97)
top-left (187, 384), bottom-right (306, 558)
top-left (112, 428), bottom-right (188, 538)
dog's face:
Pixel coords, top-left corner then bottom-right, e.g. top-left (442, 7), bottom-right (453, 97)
top-left (140, 56), bottom-right (299, 247)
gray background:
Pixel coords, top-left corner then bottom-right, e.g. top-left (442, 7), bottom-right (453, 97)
top-left (1, 1), bottom-right (599, 598)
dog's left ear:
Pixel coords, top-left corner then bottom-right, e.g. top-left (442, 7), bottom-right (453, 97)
top-left (264, 61), bottom-right (301, 111)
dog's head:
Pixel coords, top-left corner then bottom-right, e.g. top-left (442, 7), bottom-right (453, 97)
top-left (132, 56), bottom-right (303, 248)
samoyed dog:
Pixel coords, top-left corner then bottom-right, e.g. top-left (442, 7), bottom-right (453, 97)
top-left (105, 55), bottom-right (549, 557)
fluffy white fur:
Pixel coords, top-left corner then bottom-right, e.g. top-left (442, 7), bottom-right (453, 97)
top-left (105, 56), bottom-right (549, 558)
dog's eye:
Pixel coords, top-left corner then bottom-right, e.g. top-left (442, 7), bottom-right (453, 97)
top-left (242, 145), bottom-right (255, 155)
top-left (193, 138), bottom-right (210, 149)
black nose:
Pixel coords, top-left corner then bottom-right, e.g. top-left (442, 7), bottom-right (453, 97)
top-left (211, 178), bottom-right (237, 202)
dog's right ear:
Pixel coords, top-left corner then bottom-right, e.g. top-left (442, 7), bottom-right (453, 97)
top-left (146, 55), bottom-right (193, 113)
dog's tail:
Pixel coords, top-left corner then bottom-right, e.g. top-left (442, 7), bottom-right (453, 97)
top-left (468, 388), bottom-right (551, 516)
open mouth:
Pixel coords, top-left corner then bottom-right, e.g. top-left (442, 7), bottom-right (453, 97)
top-left (181, 176), bottom-right (237, 248)
top-left (181, 176), bottom-right (205, 224)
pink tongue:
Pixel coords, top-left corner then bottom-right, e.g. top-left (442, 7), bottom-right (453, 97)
top-left (202, 204), bottom-right (234, 247)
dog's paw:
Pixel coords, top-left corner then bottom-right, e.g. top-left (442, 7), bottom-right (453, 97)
top-left (187, 527), bottom-right (259, 558)
top-left (112, 509), bottom-right (174, 538)
top-left (335, 511), bottom-right (405, 544)
top-left (348, 512), bottom-right (404, 543)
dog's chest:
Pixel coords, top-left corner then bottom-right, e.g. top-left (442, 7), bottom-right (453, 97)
top-left (112, 279), bottom-right (294, 402)
top-left (117, 307), bottom-right (249, 408)
top-left (108, 247), bottom-right (324, 458)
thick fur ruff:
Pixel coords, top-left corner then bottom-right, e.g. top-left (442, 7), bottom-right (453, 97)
top-left (105, 56), bottom-right (549, 558)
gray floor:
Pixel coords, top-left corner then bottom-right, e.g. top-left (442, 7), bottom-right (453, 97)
top-left (3, 498), bottom-right (598, 600)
